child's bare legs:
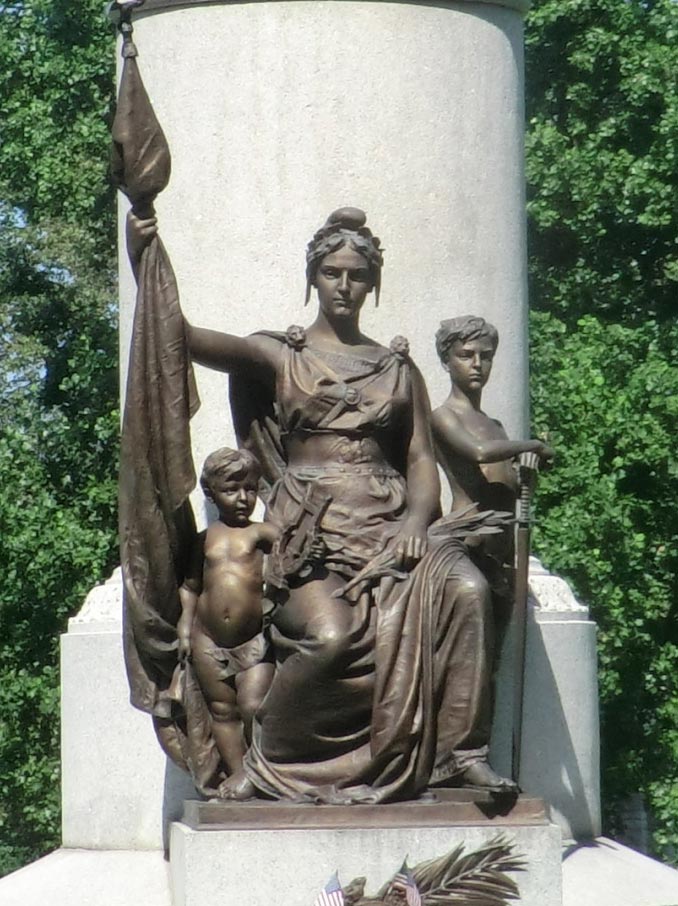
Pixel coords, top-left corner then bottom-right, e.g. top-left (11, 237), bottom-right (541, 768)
top-left (218, 661), bottom-right (275, 800)
top-left (236, 661), bottom-right (275, 743)
top-left (190, 629), bottom-right (246, 789)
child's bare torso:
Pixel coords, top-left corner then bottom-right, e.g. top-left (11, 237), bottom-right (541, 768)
top-left (195, 521), bottom-right (266, 649)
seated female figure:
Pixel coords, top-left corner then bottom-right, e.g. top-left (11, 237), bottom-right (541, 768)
top-left (127, 207), bottom-right (515, 802)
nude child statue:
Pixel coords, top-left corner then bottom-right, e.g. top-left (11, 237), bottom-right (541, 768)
top-left (176, 447), bottom-right (278, 798)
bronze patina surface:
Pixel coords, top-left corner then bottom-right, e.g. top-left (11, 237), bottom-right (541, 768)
top-left (115, 7), bottom-right (522, 805)
top-left (183, 791), bottom-right (549, 830)
top-left (431, 316), bottom-right (554, 781)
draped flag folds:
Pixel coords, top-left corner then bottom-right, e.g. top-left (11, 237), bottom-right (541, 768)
top-left (113, 30), bottom-right (215, 784)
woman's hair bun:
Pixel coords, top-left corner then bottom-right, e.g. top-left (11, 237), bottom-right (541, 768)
top-left (326, 207), bottom-right (367, 231)
top-left (305, 205), bottom-right (383, 305)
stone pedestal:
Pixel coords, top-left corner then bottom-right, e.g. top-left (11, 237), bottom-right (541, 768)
top-left (491, 558), bottom-right (601, 841)
top-left (61, 561), bottom-right (599, 849)
top-left (60, 570), bottom-right (197, 851)
top-left (170, 796), bottom-right (562, 906)
top-left (522, 560), bottom-right (601, 840)
top-left (2, 569), bottom-right (674, 906)
top-left (58, 560), bottom-right (599, 852)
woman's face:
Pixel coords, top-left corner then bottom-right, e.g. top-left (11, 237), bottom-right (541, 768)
top-left (314, 244), bottom-right (373, 322)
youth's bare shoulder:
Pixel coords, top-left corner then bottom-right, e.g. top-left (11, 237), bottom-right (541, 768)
top-left (204, 521), bottom-right (244, 552)
top-left (431, 400), bottom-right (464, 433)
top-left (252, 519), bottom-right (279, 537)
top-left (205, 521), bottom-right (228, 541)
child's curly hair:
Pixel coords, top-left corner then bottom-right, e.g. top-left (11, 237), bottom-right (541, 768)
top-left (200, 447), bottom-right (261, 496)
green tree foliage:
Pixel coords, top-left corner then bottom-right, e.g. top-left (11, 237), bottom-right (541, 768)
top-left (526, 0), bottom-right (678, 325)
top-left (526, 0), bottom-right (678, 857)
top-left (0, 0), bottom-right (115, 239)
top-left (0, 1), bottom-right (117, 875)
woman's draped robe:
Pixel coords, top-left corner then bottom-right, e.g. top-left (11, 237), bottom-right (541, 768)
top-left (233, 331), bottom-right (499, 803)
top-left (111, 30), bottom-right (498, 801)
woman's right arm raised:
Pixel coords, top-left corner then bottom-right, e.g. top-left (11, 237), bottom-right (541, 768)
top-left (126, 211), bottom-right (279, 378)
top-left (185, 323), bottom-right (279, 376)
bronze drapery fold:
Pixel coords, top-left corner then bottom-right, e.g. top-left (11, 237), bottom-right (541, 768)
top-left (111, 17), bottom-right (515, 802)
top-left (113, 22), bottom-right (209, 781)
top-left (238, 337), bottom-right (512, 802)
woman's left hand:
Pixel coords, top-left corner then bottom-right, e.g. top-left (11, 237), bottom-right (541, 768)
top-left (392, 517), bottom-right (429, 572)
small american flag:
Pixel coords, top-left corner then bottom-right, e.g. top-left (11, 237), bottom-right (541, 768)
top-left (313, 871), bottom-right (345, 906)
top-left (391, 861), bottom-right (422, 906)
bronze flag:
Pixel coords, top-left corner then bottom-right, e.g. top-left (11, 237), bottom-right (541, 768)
top-left (113, 26), bottom-right (201, 732)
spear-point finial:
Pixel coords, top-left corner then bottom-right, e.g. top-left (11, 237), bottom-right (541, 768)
top-left (106, 0), bottom-right (145, 57)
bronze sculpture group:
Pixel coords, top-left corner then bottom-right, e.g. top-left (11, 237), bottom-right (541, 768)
top-left (112, 3), bottom-right (553, 808)
top-left (125, 205), bottom-right (552, 805)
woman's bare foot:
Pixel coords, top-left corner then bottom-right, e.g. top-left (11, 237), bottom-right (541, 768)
top-left (217, 770), bottom-right (257, 801)
top-left (459, 761), bottom-right (519, 794)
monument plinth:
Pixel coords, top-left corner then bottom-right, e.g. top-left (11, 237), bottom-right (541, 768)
top-left (171, 793), bottom-right (561, 906)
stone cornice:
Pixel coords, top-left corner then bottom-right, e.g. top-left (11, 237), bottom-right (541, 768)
top-left (135, 0), bottom-right (531, 19)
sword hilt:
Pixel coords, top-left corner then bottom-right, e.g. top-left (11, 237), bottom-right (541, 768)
top-left (517, 451), bottom-right (540, 527)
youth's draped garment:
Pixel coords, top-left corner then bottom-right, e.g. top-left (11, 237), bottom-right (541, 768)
top-left (237, 330), bottom-right (495, 803)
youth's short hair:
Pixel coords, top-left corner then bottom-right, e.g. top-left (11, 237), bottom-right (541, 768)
top-left (200, 447), bottom-right (261, 496)
top-left (435, 315), bottom-right (499, 365)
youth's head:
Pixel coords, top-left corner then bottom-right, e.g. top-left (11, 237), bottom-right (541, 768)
top-left (435, 316), bottom-right (499, 393)
top-left (200, 447), bottom-right (261, 526)
top-left (305, 207), bottom-right (384, 318)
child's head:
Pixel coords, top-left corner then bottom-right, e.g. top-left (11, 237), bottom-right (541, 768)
top-left (200, 447), bottom-right (261, 525)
